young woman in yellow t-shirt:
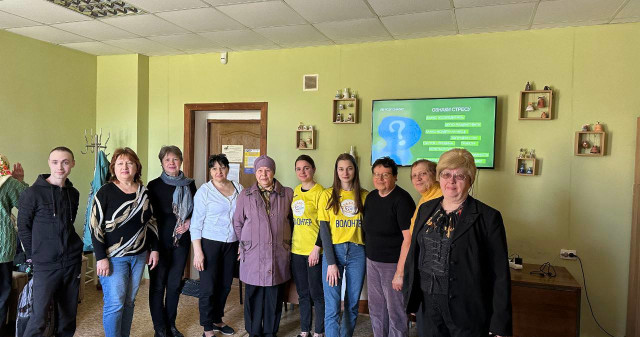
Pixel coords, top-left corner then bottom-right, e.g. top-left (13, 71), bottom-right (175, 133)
top-left (318, 153), bottom-right (368, 337)
top-left (290, 155), bottom-right (325, 337)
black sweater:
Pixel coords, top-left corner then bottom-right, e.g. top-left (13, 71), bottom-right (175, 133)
top-left (17, 174), bottom-right (82, 271)
top-left (147, 177), bottom-right (196, 251)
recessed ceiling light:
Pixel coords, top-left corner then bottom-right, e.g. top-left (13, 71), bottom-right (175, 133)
top-left (47, 0), bottom-right (146, 18)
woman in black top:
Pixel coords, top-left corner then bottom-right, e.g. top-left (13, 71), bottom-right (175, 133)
top-left (147, 146), bottom-right (196, 337)
top-left (403, 149), bottom-right (512, 337)
top-left (91, 147), bottom-right (159, 337)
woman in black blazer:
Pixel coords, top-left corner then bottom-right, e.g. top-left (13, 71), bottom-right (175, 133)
top-left (403, 149), bottom-right (512, 337)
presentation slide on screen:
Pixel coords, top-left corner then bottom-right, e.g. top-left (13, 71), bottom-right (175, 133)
top-left (371, 97), bottom-right (496, 168)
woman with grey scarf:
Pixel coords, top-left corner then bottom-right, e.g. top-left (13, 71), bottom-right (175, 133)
top-left (147, 146), bottom-right (196, 337)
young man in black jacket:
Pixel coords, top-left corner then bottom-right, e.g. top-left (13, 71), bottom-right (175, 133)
top-left (17, 147), bottom-right (83, 337)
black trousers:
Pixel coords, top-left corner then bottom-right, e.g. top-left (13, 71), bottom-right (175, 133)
top-left (149, 243), bottom-right (190, 331)
top-left (291, 253), bottom-right (324, 334)
top-left (421, 293), bottom-right (486, 337)
top-left (0, 262), bottom-right (12, 331)
top-left (23, 263), bottom-right (81, 337)
top-left (244, 283), bottom-right (285, 337)
top-left (198, 239), bottom-right (238, 331)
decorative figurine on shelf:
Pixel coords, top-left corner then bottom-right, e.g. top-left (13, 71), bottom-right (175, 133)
top-left (525, 82), bottom-right (532, 91)
top-left (348, 102), bottom-right (354, 107)
top-left (590, 145), bottom-right (600, 154)
top-left (530, 149), bottom-right (536, 158)
top-left (581, 140), bottom-right (590, 149)
top-left (346, 113), bottom-right (354, 122)
top-left (298, 122), bottom-right (305, 130)
top-left (338, 104), bottom-right (345, 110)
top-left (526, 166), bottom-right (533, 174)
top-left (525, 102), bottom-right (535, 112)
top-left (308, 125), bottom-right (313, 131)
top-left (519, 163), bottom-right (526, 174)
top-left (336, 114), bottom-right (342, 123)
top-left (518, 148), bottom-right (525, 158)
top-left (594, 122), bottom-right (604, 132)
top-left (351, 91), bottom-right (357, 99)
top-left (299, 139), bottom-right (307, 148)
top-left (525, 149), bottom-right (531, 158)
top-left (335, 90), bottom-right (341, 99)
top-left (581, 124), bottom-right (590, 131)
top-left (540, 111), bottom-right (548, 119)
top-left (342, 88), bottom-right (350, 99)
top-left (537, 96), bottom-right (546, 108)
top-left (306, 137), bottom-right (312, 146)
top-left (544, 85), bottom-right (551, 90)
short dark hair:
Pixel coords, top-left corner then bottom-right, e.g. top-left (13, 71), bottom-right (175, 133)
top-left (109, 147), bottom-right (142, 183)
top-left (158, 145), bottom-right (183, 163)
top-left (295, 155), bottom-right (316, 170)
top-left (372, 156), bottom-right (398, 176)
top-left (208, 154), bottom-right (229, 169)
top-left (50, 146), bottom-right (75, 160)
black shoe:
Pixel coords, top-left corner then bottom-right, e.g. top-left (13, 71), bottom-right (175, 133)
top-left (154, 329), bottom-right (169, 337)
top-left (169, 326), bottom-right (184, 337)
top-left (212, 325), bottom-right (235, 335)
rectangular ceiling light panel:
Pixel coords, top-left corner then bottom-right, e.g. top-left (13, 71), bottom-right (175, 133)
top-left (47, 0), bottom-right (146, 18)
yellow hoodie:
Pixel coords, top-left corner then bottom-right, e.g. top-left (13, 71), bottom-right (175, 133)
top-left (409, 184), bottom-right (443, 233)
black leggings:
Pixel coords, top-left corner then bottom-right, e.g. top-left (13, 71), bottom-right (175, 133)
top-left (0, 262), bottom-right (12, 331)
top-left (148, 243), bottom-right (190, 331)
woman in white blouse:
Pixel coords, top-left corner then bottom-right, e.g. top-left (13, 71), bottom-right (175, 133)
top-left (191, 154), bottom-right (243, 337)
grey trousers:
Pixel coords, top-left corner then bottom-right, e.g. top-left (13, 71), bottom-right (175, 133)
top-left (366, 258), bottom-right (408, 337)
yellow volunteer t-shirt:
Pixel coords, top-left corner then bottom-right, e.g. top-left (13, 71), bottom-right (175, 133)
top-left (291, 183), bottom-right (324, 256)
top-left (317, 187), bottom-right (369, 246)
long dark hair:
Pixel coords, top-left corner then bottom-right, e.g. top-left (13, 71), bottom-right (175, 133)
top-left (327, 153), bottom-right (363, 215)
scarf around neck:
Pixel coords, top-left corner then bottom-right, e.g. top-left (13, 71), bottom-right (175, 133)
top-left (160, 171), bottom-right (194, 246)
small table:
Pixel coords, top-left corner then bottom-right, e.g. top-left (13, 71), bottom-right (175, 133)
top-left (511, 263), bottom-right (582, 337)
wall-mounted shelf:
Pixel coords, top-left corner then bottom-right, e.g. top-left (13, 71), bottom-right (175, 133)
top-left (574, 131), bottom-right (605, 156)
top-left (296, 129), bottom-right (315, 150)
top-left (519, 90), bottom-right (553, 120)
top-left (516, 157), bottom-right (537, 176)
top-left (333, 98), bottom-right (358, 124)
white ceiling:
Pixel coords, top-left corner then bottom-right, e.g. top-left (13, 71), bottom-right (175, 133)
top-left (0, 0), bottom-right (638, 56)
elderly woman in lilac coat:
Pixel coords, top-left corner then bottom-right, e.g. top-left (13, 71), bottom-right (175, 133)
top-left (233, 155), bottom-right (293, 337)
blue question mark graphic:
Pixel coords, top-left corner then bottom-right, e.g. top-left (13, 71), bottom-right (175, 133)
top-left (374, 116), bottom-right (421, 165)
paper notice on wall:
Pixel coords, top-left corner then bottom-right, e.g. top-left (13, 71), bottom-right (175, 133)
top-left (222, 145), bottom-right (243, 163)
top-left (228, 163), bottom-right (240, 183)
top-left (244, 149), bottom-right (260, 174)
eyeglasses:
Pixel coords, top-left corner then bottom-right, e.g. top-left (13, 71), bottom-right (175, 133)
top-left (373, 173), bottom-right (393, 179)
top-left (439, 172), bottom-right (467, 181)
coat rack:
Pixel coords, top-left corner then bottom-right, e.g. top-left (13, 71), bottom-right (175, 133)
top-left (81, 128), bottom-right (110, 167)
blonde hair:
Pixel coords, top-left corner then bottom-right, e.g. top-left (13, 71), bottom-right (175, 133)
top-left (436, 149), bottom-right (477, 185)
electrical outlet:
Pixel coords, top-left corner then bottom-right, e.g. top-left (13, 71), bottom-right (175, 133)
top-left (560, 249), bottom-right (577, 260)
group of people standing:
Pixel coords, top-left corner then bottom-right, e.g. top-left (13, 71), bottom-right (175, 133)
top-left (0, 143), bottom-right (512, 337)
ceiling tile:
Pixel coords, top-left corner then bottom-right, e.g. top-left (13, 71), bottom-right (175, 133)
top-left (454, 0), bottom-right (537, 8)
top-left (148, 33), bottom-right (224, 50)
top-left (254, 24), bottom-right (329, 46)
top-left (368, 0), bottom-right (451, 17)
top-left (100, 14), bottom-right (189, 36)
top-left (0, 0), bottom-right (91, 24)
top-left (103, 37), bottom-right (181, 54)
top-left (531, 19), bottom-right (607, 29)
top-left (0, 10), bottom-right (40, 28)
top-left (203, 0), bottom-right (269, 5)
top-left (460, 24), bottom-right (528, 34)
top-left (124, 0), bottom-right (208, 13)
top-left (615, 0), bottom-right (640, 19)
top-left (156, 7), bottom-right (246, 32)
top-left (284, 0), bottom-right (375, 23)
top-left (7, 25), bottom-right (92, 44)
top-left (182, 47), bottom-right (230, 54)
top-left (216, 1), bottom-right (307, 28)
top-left (314, 18), bottom-right (391, 43)
top-left (381, 10), bottom-right (455, 36)
top-left (200, 29), bottom-right (278, 49)
top-left (52, 20), bottom-right (138, 40)
top-left (393, 30), bottom-right (457, 40)
top-left (334, 35), bottom-right (393, 44)
top-left (456, 2), bottom-right (535, 29)
top-left (534, 0), bottom-right (626, 25)
top-left (61, 41), bottom-right (130, 55)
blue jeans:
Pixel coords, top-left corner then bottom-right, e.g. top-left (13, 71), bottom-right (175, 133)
top-left (99, 253), bottom-right (146, 337)
top-left (322, 242), bottom-right (366, 337)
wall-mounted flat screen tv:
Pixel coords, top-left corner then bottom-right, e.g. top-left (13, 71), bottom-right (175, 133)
top-left (371, 96), bottom-right (497, 168)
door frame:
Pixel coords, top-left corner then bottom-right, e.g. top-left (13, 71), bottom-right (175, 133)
top-left (183, 102), bottom-right (268, 179)
top-left (627, 117), bottom-right (640, 337)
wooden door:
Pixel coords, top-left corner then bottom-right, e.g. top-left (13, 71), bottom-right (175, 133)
top-left (207, 120), bottom-right (261, 188)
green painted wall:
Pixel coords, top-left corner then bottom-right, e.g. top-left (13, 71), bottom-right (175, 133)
top-left (0, 30), bottom-right (96, 234)
top-left (138, 23), bottom-right (640, 336)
